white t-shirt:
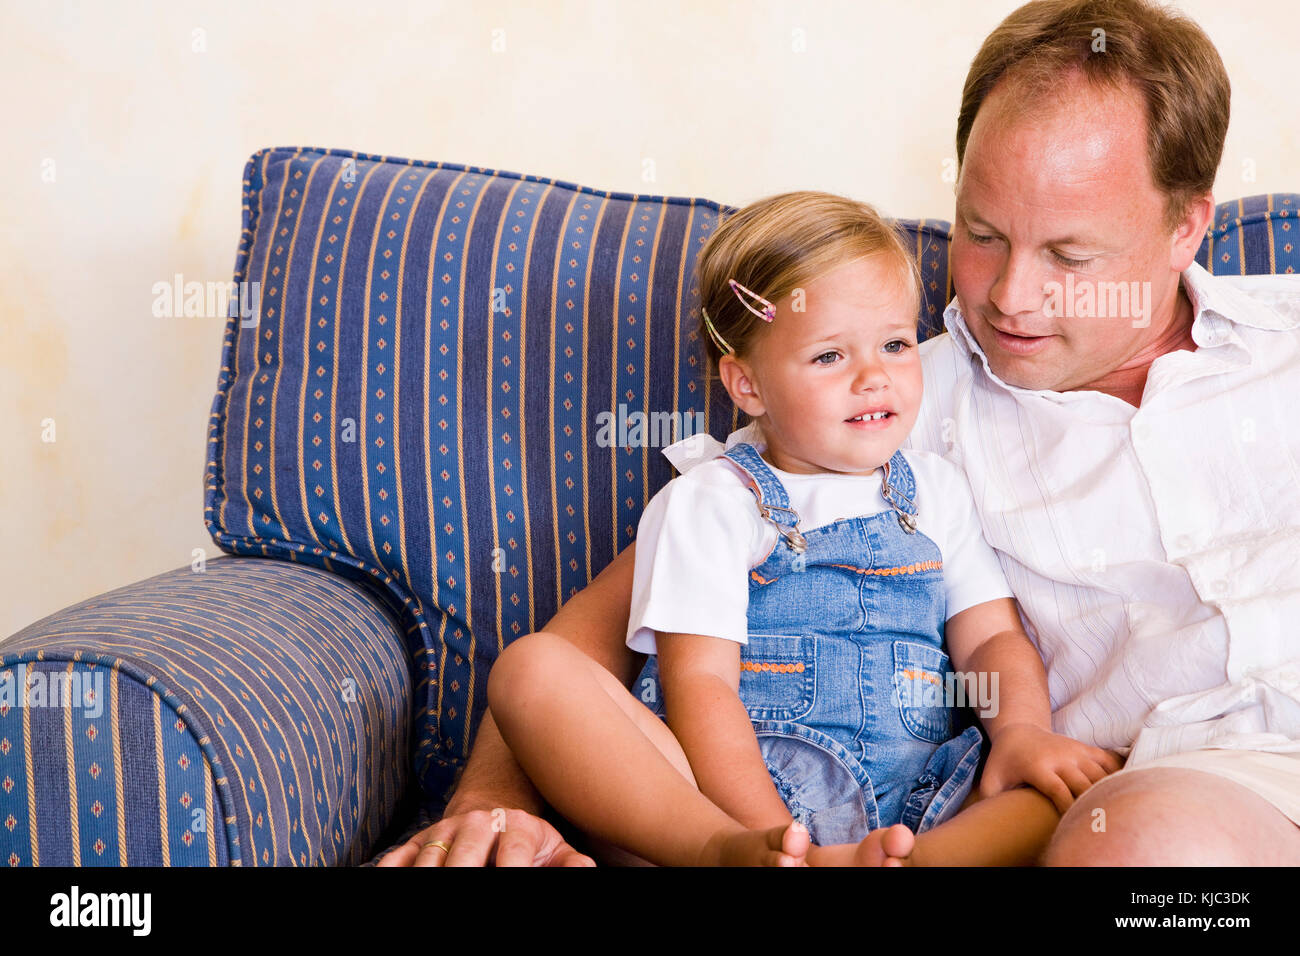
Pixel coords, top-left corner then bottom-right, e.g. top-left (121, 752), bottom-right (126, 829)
top-left (626, 422), bottom-right (1015, 655)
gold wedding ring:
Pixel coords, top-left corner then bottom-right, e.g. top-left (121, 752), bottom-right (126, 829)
top-left (422, 839), bottom-right (452, 854)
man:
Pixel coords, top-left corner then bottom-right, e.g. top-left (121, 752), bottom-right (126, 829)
top-left (380, 0), bottom-right (1300, 866)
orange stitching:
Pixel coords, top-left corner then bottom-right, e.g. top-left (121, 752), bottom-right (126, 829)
top-left (827, 560), bottom-right (942, 576)
top-left (901, 668), bottom-right (941, 685)
top-left (740, 661), bottom-right (805, 673)
top-left (752, 561), bottom-right (942, 581)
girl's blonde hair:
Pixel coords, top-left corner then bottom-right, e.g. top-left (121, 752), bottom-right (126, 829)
top-left (695, 191), bottom-right (921, 383)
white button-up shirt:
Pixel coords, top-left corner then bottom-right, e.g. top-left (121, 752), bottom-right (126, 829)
top-left (906, 263), bottom-right (1300, 765)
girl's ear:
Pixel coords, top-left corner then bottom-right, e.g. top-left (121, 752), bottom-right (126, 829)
top-left (718, 354), bottom-right (766, 418)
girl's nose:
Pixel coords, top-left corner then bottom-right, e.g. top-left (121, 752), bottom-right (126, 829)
top-left (854, 358), bottom-right (890, 391)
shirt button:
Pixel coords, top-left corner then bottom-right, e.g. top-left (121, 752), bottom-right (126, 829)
top-left (1132, 423), bottom-right (1149, 442)
top-left (1176, 534), bottom-right (1193, 551)
top-left (1212, 578), bottom-right (1228, 596)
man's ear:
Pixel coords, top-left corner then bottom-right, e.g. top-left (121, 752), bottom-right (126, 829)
top-left (1169, 193), bottom-right (1215, 272)
top-left (718, 354), bottom-right (766, 418)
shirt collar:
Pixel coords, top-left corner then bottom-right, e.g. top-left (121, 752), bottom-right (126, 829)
top-left (1181, 260), bottom-right (1299, 336)
top-left (941, 261), bottom-right (1296, 401)
top-left (661, 420), bottom-right (764, 474)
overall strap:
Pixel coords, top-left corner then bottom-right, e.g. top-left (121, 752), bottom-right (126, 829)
top-left (722, 443), bottom-right (808, 553)
top-left (880, 449), bottom-right (920, 534)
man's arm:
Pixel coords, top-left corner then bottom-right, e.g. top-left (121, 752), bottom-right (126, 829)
top-left (446, 542), bottom-right (642, 812)
top-left (537, 542), bottom-right (644, 685)
top-left (378, 543), bottom-right (639, 866)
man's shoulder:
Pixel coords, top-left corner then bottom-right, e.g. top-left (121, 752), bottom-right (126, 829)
top-left (909, 332), bottom-right (972, 456)
top-left (919, 331), bottom-right (972, 393)
top-left (919, 329), bottom-right (961, 359)
top-left (1187, 264), bottom-right (1300, 332)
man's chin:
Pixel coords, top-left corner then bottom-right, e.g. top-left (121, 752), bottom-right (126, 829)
top-left (983, 351), bottom-right (1063, 392)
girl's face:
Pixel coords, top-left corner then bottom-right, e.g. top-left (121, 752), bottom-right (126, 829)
top-left (719, 255), bottom-right (922, 476)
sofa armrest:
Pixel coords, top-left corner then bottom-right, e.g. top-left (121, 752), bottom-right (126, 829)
top-left (0, 555), bottom-right (411, 866)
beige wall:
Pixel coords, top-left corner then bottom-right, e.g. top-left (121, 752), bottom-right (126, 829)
top-left (3, 0), bottom-right (1297, 637)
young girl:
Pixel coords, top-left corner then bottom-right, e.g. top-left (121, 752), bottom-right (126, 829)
top-left (488, 191), bottom-right (1121, 866)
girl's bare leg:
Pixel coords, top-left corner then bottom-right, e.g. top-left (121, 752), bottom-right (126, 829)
top-left (488, 631), bottom-right (809, 866)
top-left (804, 785), bottom-right (1061, 866)
top-left (908, 785), bottom-right (1061, 865)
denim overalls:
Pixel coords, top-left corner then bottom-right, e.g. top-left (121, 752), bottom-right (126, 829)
top-left (635, 442), bottom-right (985, 844)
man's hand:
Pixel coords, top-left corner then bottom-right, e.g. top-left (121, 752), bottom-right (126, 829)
top-left (375, 804), bottom-right (596, 867)
top-left (979, 722), bottom-right (1124, 814)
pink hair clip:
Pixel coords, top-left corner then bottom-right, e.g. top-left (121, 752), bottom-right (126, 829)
top-left (728, 278), bottom-right (776, 323)
top-left (701, 306), bottom-right (733, 355)
top-left (700, 277), bottom-right (777, 357)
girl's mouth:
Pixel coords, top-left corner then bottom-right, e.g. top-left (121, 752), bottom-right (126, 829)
top-left (845, 411), bottom-right (894, 428)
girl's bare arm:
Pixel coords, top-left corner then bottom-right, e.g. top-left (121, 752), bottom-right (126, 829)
top-left (657, 631), bottom-right (794, 830)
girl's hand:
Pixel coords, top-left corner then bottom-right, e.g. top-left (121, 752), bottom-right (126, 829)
top-left (978, 722), bottom-right (1124, 814)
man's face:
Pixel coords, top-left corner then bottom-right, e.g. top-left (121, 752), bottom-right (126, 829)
top-left (951, 74), bottom-right (1199, 392)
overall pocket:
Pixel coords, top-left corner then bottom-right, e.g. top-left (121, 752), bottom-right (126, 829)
top-left (893, 641), bottom-right (955, 743)
top-left (740, 633), bottom-right (817, 721)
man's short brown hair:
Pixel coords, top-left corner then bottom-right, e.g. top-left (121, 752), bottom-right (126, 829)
top-left (956, 0), bottom-right (1231, 229)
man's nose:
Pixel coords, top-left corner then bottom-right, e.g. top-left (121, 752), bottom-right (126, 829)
top-left (988, 250), bottom-right (1046, 319)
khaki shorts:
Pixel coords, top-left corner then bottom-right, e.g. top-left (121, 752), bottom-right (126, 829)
top-left (1121, 748), bottom-right (1300, 826)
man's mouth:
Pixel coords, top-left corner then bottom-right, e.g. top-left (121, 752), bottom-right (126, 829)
top-left (989, 323), bottom-right (1054, 356)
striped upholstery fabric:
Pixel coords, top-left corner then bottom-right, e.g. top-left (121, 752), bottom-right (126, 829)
top-left (208, 148), bottom-right (738, 809)
top-left (0, 557), bottom-right (410, 866)
top-left (1200, 194), bottom-right (1299, 274)
top-left (205, 146), bottom-right (1300, 813)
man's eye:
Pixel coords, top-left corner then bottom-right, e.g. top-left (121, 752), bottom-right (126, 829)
top-left (966, 230), bottom-right (995, 245)
top-left (1052, 251), bottom-right (1093, 269)
top-left (813, 351), bottom-right (839, 365)
top-left (883, 340), bottom-right (913, 354)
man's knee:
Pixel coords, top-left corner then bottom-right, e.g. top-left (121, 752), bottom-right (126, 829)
top-left (1043, 767), bottom-right (1282, 866)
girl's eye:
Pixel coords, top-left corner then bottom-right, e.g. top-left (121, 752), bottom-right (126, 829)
top-left (1052, 251), bottom-right (1093, 269)
top-left (883, 340), bottom-right (913, 354)
top-left (813, 351), bottom-right (839, 366)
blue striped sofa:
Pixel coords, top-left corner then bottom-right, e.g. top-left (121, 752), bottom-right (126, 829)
top-left (2, 145), bottom-right (1295, 865)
